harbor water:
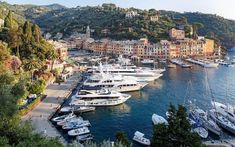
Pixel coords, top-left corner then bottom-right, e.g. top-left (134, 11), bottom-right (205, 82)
top-left (62, 51), bottom-right (235, 145)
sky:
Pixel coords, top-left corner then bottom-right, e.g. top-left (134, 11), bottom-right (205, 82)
top-left (5, 0), bottom-right (235, 20)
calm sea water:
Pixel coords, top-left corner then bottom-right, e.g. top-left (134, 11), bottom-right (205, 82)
top-left (63, 51), bottom-right (235, 145)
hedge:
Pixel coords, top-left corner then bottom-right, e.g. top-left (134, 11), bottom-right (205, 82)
top-left (19, 94), bottom-right (47, 116)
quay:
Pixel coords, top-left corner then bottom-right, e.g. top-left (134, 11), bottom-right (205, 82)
top-left (21, 70), bottom-right (81, 145)
top-left (185, 58), bottom-right (219, 68)
top-left (204, 139), bottom-right (235, 147)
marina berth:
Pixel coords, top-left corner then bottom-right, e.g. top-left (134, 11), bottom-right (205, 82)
top-left (82, 72), bottom-right (148, 92)
top-left (68, 127), bottom-right (90, 136)
top-left (133, 131), bottom-right (151, 146)
top-left (152, 113), bottom-right (168, 125)
top-left (69, 89), bottom-right (131, 107)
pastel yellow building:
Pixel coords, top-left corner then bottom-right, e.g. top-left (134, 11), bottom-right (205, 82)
top-left (203, 39), bottom-right (214, 55)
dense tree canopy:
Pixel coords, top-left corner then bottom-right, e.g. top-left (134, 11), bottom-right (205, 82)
top-left (151, 104), bottom-right (205, 147)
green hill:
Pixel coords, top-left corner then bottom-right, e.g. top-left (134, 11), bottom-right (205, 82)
top-left (1, 2), bottom-right (235, 49)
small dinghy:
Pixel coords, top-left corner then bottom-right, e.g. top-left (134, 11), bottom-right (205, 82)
top-left (60, 106), bottom-right (95, 113)
top-left (193, 127), bottom-right (208, 139)
top-left (52, 113), bottom-right (76, 123)
top-left (152, 113), bottom-right (168, 125)
top-left (68, 127), bottom-right (90, 136)
top-left (77, 134), bottom-right (94, 142)
top-left (57, 116), bottom-right (83, 126)
top-left (62, 120), bottom-right (91, 130)
top-left (133, 131), bottom-right (150, 146)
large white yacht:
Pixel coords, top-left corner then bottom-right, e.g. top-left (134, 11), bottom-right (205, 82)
top-left (70, 89), bottom-right (131, 107)
top-left (82, 72), bottom-right (148, 92)
top-left (87, 63), bottom-right (164, 82)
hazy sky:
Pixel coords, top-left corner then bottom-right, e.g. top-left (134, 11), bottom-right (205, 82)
top-left (6, 0), bottom-right (235, 20)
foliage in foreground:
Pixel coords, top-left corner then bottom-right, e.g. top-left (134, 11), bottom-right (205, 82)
top-left (151, 104), bottom-right (206, 147)
top-left (0, 70), bottom-right (63, 147)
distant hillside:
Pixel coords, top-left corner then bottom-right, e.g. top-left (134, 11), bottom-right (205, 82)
top-left (1, 2), bottom-right (235, 49)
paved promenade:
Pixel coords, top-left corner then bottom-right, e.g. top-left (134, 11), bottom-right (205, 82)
top-left (21, 72), bottom-right (81, 144)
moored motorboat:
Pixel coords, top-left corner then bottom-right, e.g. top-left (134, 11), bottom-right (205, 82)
top-left (152, 113), bottom-right (168, 125)
top-left (60, 106), bottom-right (95, 113)
top-left (68, 127), bottom-right (90, 136)
top-left (141, 59), bottom-right (154, 64)
top-left (77, 134), bottom-right (94, 142)
top-left (62, 120), bottom-right (91, 130)
top-left (51, 113), bottom-right (76, 123)
top-left (167, 64), bottom-right (176, 68)
top-left (57, 116), bottom-right (83, 126)
top-left (132, 131), bottom-right (151, 146)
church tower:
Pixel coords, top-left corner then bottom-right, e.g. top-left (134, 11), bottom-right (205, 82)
top-left (86, 25), bottom-right (91, 38)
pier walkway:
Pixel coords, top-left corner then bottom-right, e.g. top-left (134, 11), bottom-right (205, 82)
top-left (21, 71), bottom-right (81, 145)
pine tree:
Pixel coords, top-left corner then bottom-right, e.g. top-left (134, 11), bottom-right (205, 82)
top-left (151, 104), bottom-right (205, 147)
top-left (23, 21), bottom-right (33, 42)
top-left (32, 24), bottom-right (41, 43)
top-left (4, 11), bottom-right (14, 29)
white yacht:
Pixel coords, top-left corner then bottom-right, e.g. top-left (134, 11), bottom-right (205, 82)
top-left (141, 59), bottom-right (154, 64)
top-left (152, 113), bottom-right (168, 125)
top-left (87, 63), bottom-right (164, 82)
top-left (82, 73), bottom-right (148, 92)
top-left (70, 89), bottom-right (131, 107)
top-left (133, 131), bottom-right (151, 146)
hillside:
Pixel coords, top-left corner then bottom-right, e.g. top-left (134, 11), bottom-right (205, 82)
top-left (1, 2), bottom-right (235, 49)
top-left (33, 5), bottom-right (235, 49)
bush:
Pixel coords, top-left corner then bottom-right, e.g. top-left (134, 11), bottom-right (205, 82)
top-left (18, 94), bottom-right (46, 116)
top-left (28, 79), bottom-right (46, 94)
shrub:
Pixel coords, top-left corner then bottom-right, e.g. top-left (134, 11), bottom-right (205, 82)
top-left (28, 79), bottom-right (46, 94)
top-left (19, 94), bottom-right (46, 116)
